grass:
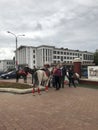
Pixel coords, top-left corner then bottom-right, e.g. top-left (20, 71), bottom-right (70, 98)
top-left (79, 84), bottom-right (98, 89)
top-left (0, 81), bottom-right (33, 89)
top-left (0, 81), bottom-right (98, 90)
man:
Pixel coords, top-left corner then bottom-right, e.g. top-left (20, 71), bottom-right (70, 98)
top-left (60, 64), bottom-right (66, 88)
top-left (67, 67), bottom-right (76, 88)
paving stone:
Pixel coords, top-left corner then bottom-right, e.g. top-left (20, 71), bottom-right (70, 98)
top-left (0, 79), bottom-right (98, 130)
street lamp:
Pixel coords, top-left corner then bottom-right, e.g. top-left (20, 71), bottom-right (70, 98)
top-left (7, 31), bottom-right (25, 70)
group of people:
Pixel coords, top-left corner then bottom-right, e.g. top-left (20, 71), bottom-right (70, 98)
top-left (17, 64), bottom-right (79, 89)
top-left (51, 64), bottom-right (77, 90)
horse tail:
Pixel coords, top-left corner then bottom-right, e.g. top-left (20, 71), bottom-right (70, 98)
top-left (33, 71), bottom-right (38, 86)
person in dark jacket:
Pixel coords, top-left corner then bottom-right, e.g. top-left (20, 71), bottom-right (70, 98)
top-left (60, 64), bottom-right (66, 88)
top-left (53, 65), bottom-right (61, 90)
top-left (67, 67), bottom-right (76, 88)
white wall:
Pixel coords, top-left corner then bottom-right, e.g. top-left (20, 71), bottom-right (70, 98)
top-left (88, 66), bottom-right (98, 80)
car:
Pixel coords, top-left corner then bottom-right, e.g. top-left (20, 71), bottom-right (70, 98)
top-left (0, 71), bottom-right (16, 79)
top-left (82, 71), bottom-right (88, 78)
top-left (0, 71), bottom-right (7, 76)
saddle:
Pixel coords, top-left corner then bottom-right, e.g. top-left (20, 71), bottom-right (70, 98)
top-left (18, 69), bottom-right (27, 75)
top-left (40, 68), bottom-right (50, 77)
top-left (45, 70), bottom-right (50, 77)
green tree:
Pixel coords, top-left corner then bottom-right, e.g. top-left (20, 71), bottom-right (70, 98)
top-left (94, 51), bottom-right (98, 65)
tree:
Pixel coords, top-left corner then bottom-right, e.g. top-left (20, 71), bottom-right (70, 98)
top-left (94, 51), bottom-right (98, 65)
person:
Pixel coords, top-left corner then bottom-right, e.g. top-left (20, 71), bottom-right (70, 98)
top-left (67, 67), bottom-right (76, 88)
top-left (53, 64), bottom-right (61, 90)
top-left (33, 65), bottom-right (37, 72)
top-left (51, 65), bottom-right (56, 87)
top-left (32, 66), bottom-right (37, 84)
top-left (60, 64), bottom-right (66, 88)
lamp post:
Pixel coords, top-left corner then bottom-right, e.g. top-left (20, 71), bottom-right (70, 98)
top-left (7, 31), bottom-right (25, 70)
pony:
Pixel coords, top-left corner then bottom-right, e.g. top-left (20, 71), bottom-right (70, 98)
top-left (16, 68), bottom-right (28, 83)
top-left (23, 66), bottom-right (37, 83)
top-left (33, 67), bottom-right (52, 88)
top-left (16, 66), bottom-right (36, 83)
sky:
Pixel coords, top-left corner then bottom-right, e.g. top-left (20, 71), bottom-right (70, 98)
top-left (0, 0), bottom-right (98, 60)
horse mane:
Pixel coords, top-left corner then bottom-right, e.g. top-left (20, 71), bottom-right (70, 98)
top-left (24, 67), bottom-right (37, 74)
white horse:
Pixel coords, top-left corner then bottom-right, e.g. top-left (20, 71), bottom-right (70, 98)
top-left (33, 69), bottom-right (51, 88)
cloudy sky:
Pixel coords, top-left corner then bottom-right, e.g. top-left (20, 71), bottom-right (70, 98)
top-left (0, 0), bottom-right (98, 59)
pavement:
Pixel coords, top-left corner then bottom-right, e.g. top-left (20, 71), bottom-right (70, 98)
top-left (0, 78), bottom-right (98, 130)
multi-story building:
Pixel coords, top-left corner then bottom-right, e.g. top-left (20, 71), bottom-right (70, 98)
top-left (17, 45), bottom-right (94, 68)
top-left (0, 60), bottom-right (15, 71)
top-left (17, 46), bottom-right (37, 68)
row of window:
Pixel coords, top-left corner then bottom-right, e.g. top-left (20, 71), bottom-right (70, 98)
top-left (7, 62), bottom-right (14, 65)
top-left (7, 66), bottom-right (14, 69)
top-left (53, 56), bottom-right (81, 60)
top-left (53, 51), bottom-right (82, 56)
top-left (0, 61), bottom-right (14, 65)
top-left (53, 61), bottom-right (73, 64)
top-left (83, 54), bottom-right (93, 60)
top-left (53, 60), bottom-right (93, 64)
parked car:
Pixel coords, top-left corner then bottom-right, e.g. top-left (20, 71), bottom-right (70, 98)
top-left (0, 71), bottom-right (16, 79)
top-left (82, 71), bottom-right (88, 78)
top-left (0, 71), bottom-right (8, 76)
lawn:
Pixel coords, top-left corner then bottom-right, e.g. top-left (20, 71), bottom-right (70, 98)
top-left (0, 81), bottom-right (33, 89)
top-left (0, 81), bottom-right (98, 90)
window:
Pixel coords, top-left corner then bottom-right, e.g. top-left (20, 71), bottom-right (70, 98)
top-left (61, 56), bottom-right (63, 61)
top-left (53, 56), bottom-right (56, 59)
top-left (53, 51), bottom-right (56, 54)
top-left (67, 52), bottom-right (69, 55)
top-left (57, 51), bottom-right (60, 54)
top-left (33, 50), bottom-right (35, 53)
top-left (33, 55), bottom-right (35, 58)
top-left (33, 60), bottom-right (35, 64)
top-left (61, 52), bottom-right (63, 55)
top-left (57, 56), bottom-right (60, 59)
top-left (70, 57), bottom-right (72, 59)
top-left (53, 61), bottom-right (56, 64)
top-left (67, 57), bottom-right (69, 59)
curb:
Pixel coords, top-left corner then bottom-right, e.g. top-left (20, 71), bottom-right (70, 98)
top-left (0, 86), bottom-right (45, 94)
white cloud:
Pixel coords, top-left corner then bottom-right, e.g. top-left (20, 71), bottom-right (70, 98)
top-left (0, 0), bottom-right (98, 59)
top-left (74, 0), bottom-right (98, 6)
top-left (0, 48), bottom-right (14, 60)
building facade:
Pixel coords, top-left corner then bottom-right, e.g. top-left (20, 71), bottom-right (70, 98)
top-left (0, 60), bottom-right (15, 71)
top-left (17, 45), bottom-right (94, 68)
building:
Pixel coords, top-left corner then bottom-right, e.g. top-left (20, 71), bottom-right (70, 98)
top-left (0, 60), bottom-right (15, 71)
top-left (17, 45), bottom-right (94, 68)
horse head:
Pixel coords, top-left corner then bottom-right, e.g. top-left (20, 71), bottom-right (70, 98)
top-left (24, 66), bottom-right (37, 75)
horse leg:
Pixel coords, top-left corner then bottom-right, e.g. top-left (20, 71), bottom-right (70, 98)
top-left (42, 78), bottom-right (49, 91)
top-left (16, 74), bottom-right (19, 83)
top-left (24, 75), bottom-right (27, 83)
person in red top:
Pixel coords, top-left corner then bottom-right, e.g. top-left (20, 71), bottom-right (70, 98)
top-left (53, 64), bottom-right (61, 90)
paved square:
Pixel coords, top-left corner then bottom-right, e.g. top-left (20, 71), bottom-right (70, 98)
top-left (0, 86), bottom-right (98, 130)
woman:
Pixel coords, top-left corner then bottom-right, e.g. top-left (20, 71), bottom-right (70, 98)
top-left (53, 65), bottom-right (61, 90)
